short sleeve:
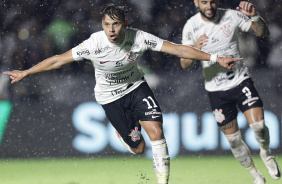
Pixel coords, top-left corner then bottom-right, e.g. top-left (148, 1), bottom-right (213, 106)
top-left (182, 21), bottom-right (195, 46)
top-left (233, 10), bottom-right (252, 32)
top-left (137, 30), bottom-right (164, 51)
top-left (72, 37), bottom-right (92, 61)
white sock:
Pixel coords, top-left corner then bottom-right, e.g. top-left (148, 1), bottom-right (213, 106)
top-left (249, 120), bottom-right (270, 156)
top-left (246, 162), bottom-right (264, 181)
top-left (151, 138), bottom-right (170, 184)
top-left (225, 131), bottom-right (253, 168)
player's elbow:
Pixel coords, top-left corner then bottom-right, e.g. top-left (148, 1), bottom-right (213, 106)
top-left (180, 58), bottom-right (194, 70)
top-left (256, 28), bottom-right (270, 38)
top-left (50, 55), bottom-right (65, 69)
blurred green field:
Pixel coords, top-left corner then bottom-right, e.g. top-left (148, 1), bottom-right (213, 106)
top-left (0, 155), bottom-right (282, 184)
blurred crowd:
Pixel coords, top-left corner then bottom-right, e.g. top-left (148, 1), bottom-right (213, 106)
top-left (0, 0), bottom-right (282, 101)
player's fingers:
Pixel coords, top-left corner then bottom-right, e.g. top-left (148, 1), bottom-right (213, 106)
top-left (239, 1), bottom-right (244, 10)
top-left (233, 58), bottom-right (243, 61)
top-left (3, 71), bottom-right (12, 75)
top-left (241, 1), bottom-right (249, 11)
top-left (247, 3), bottom-right (253, 12)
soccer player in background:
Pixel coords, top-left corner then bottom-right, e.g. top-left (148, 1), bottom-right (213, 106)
top-left (4, 3), bottom-right (241, 184)
top-left (180, 1), bottom-right (281, 183)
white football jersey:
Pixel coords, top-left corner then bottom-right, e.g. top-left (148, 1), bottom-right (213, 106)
top-left (72, 28), bottom-right (164, 104)
top-left (182, 9), bottom-right (252, 92)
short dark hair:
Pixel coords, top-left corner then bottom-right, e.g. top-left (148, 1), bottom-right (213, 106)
top-left (100, 3), bottom-right (127, 22)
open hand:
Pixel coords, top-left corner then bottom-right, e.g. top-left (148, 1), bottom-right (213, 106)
top-left (3, 70), bottom-right (28, 84)
top-left (195, 34), bottom-right (209, 50)
top-left (217, 57), bottom-right (243, 70)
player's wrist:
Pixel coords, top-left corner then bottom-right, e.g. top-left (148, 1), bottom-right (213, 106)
top-left (251, 13), bottom-right (260, 22)
top-left (210, 54), bottom-right (218, 65)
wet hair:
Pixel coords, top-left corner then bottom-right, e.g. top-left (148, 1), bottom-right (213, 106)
top-left (100, 3), bottom-right (127, 22)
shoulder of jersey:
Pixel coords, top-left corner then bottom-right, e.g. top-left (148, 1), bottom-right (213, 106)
top-left (89, 30), bottom-right (105, 40)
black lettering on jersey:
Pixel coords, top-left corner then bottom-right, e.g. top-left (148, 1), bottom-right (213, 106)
top-left (236, 12), bottom-right (249, 22)
top-left (222, 16), bottom-right (232, 22)
top-left (187, 32), bottom-right (192, 41)
top-left (211, 37), bottom-right (219, 43)
top-left (144, 40), bottom-right (157, 48)
top-left (125, 41), bottom-right (133, 46)
top-left (77, 49), bottom-right (90, 56)
top-left (95, 45), bottom-right (110, 55)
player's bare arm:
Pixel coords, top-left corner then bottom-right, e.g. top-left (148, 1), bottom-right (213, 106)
top-left (236, 1), bottom-right (270, 37)
top-left (161, 41), bottom-right (241, 70)
top-left (3, 50), bottom-right (74, 84)
top-left (180, 34), bottom-right (209, 70)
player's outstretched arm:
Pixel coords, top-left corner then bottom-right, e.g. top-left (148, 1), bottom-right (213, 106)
top-left (180, 34), bottom-right (209, 70)
top-left (161, 41), bottom-right (242, 70)
top-left (236, 1), bottom-right (269, 37)
top-left (3, 50), bottom-right (74, 84)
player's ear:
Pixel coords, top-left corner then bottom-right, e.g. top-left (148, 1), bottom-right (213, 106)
top-left (124, 19), bottom-right (128, 28)
top-left (194, 0), bottom-right (199, 7)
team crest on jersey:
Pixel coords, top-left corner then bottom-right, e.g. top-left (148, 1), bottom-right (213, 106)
top-left (220, 25), bottom-right (232, 37)
top-left (126, 51), bottom-right (138, 62)
top-left (128, 127), bottom-right (140, 142)
top-left (213, 109), bottom-right (225, 123)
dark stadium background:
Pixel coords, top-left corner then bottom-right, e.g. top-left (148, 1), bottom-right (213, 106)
top-left (0, 0), bottom-right (282, 158)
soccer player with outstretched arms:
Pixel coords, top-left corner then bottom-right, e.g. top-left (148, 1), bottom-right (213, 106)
top-left (4, 3), bottom-right (241, 184)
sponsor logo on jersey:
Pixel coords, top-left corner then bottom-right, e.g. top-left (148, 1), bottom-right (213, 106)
top-left (111, 88), bottom-right (127, 96)
top-left (128, 127), bottom-right (140, 142)
top-left (236, 12), bottom-right (249, 22)
top-left (144, 40), bottom-right (157, 48)
top-left (145, 109), bottom-right (162, 116)
top-left (210, 45), bottom-right (232, 54)
top-left (247, 101), bottom-right (257, 106)
top-left (213, 109), bottom-right (225, 123)
top-left (242, 97), bottom-right (259, 106)
top-left (220, 25), bottom-right (232, 37)
top-left (77, 49), bottom-right (90, 56)
top-left (100, 61), bottom-right (110, 64)
top-left (115, 61), bottom-right (123, 67)
top-left (211, 37), bottom-right (219, 43)
top-left (105, 66), bottom-right (135, 85)
top-left (222, 15), bottom-right (232, 22)
top-left (214, 75), bottom-right (228, 86)
top-left (193, 23), bottom-right (204, 33)
top-left (152, 115), bottom-right (161, 119)
top-left (125, 41), bottom-right (133, 46)
top-left (187, 32), bottom-right (192, 41)
top-left (227, 71), bottom-right (235, 80)
top-left (95, 45), bottom-right (110, 55)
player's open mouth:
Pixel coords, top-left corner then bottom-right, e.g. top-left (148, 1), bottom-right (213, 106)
top-left (110, 35), bottom-right (116, 40)
top-left (206, 10), bottom-right (213, 16)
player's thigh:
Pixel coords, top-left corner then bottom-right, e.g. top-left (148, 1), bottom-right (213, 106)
top-left (236, 78), bottom-right (264, 123)
top-left (132, 82), bottom-right (163, 123)
top-left (208, 90), bottom-right (238, 127)
top-left (132, 83), bottom-right (164, 141)
top-left (102, 97), bottom-right (142, 148)
top-left (244, 107), bottom-right (264, 124)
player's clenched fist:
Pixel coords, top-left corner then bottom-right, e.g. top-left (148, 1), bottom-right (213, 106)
top-left (236, 1), bottom-right (256, 17)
